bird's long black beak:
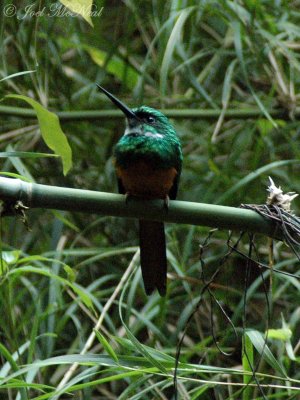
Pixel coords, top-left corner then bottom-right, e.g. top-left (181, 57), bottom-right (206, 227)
top-left (97, 84), bottom-right (137, 119)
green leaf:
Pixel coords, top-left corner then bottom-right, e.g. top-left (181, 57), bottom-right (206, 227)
top-left (222, 59), bottom-right (238, 107)
top-left (0, 172), bottom-right (32, 182)
top-left (0, 70), bottom-right (36, 82)
top-left (242, 334), bottom-right (254, 400)
top-left (257, 118), bottom-right (275, 136)
top-left (160, 7), bottom-right (195, 96)
top-left (6, 144), bottom-right (35, 181)
top-left (51, 210), bottom-right (80, 232)
top-left (63, 264), bottom-right (76, 283)
top-left (0, 343), bottom-right (20, 373)
top-left (94, 330), bottom-right (119, 363)
top-left (5, 95), bottom-right (72, 175)
top-left (122, 323), bottom-right (168, 374)
top-left (232, 21), bottom-right (277, 128)
top-left (59, 0), bottom-right (94, 27)
top-left (245, 330), bottom-right (287, 377)
top-left (280, 315), bottom-right (296, 361)
top-left (85, 46), bottom-right (139, 90)
top-left (2, 251), bottom-right (21, 264)
top-left (0, 259), bottom-right (8, 275)
top-left (0, 152), bottom-right (59, 159)
top-left (257, 119), bottom-right (286, 136)
top-left (118, 266), bottom-right (168, 374)
top-left (1, 250), bottom-right (20, 277)
top-left (208, 159), bottom-right (220, 175)
top-left (267, 328), bottom-right (292, 341)
top-left (8, 265), bottom-right (94, 312)
top-left (71, 283), bottom-right (95, 311)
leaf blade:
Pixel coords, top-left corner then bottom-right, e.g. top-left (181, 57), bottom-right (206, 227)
top-left (5, 95), bottom-right (72, 175)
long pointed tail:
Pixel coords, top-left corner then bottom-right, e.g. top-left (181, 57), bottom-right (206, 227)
top-left (139, 220), bottom-right (167, 296)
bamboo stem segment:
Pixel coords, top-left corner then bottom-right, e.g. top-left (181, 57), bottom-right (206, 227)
top-left (0, 105), bottom-right (295, 120)
top-left (0, 177), bottom-right (279, 239)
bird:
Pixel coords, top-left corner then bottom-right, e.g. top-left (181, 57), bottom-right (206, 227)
top-left (97, 84), bottom-right (182, 296)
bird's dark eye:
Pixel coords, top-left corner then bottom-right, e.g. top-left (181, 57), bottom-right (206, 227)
top-left (146, 115), bottom-right (155, 124)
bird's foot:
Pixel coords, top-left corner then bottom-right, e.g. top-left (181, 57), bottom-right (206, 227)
top-left (125, 192), bottom-right (131, 204)
top-left (163, 195), bottom-right (170, 211)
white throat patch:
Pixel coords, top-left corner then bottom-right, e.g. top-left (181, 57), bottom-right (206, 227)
top-left (125, 126), bottom-right (163, 139)
top-left (144, 131), bottom-right (163, 138)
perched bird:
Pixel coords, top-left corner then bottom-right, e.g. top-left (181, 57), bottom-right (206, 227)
top-left (97, 85), bottom-right (182, 296)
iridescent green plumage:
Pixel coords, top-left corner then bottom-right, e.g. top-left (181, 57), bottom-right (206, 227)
top-left (114, 106), bottom-right (182, 173)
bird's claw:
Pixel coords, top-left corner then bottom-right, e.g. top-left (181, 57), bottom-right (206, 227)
top-left (163, 195), bottom-right (170, 211)
top-left (125, 192), bottom-right (131, 204)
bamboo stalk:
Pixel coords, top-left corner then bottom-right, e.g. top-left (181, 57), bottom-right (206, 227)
top-left (0, 177), bottom-right (279, 239)
top-left (0, 105), bottom-right (294, 120)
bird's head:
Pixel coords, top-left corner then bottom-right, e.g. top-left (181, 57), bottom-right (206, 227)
top-left (97, 84), bottom-right (177, 139)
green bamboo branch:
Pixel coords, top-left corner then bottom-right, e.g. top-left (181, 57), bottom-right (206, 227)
top-left (0, 177), bottom-right (279, 239)
top-left (0, 105), bottom-right (296, 120)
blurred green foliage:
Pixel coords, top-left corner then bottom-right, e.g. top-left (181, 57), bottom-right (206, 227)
top-left (0, 0), bottom-right (300, 398)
